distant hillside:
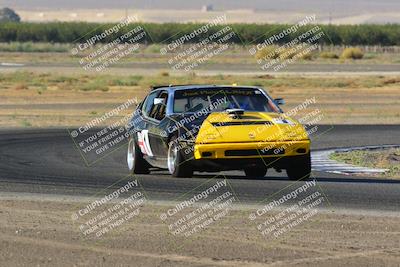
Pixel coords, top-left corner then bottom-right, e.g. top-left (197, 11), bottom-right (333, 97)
top-left (3, 0), bottom-right (400, 13)
top-left (3, 0), bottom-right (400, 24)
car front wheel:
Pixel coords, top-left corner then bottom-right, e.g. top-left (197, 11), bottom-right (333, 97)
top-left (286, 153), bottom-right (311, 180)
top-left (168, 136), bottom-right (193, 178)
top-left (244, 167), bottom-right (268, 178)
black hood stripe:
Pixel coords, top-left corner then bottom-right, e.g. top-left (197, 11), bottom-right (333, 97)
top-left (211, 121), bottom-right (273, 127)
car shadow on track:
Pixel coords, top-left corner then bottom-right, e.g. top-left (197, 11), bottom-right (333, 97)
top-left (146, 170), bottom-right (400, 184)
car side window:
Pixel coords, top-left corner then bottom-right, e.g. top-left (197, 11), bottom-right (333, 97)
top-left (142, 91), bottom-right (159, 118)
top-left (153, 91), bottom-right (168, 121)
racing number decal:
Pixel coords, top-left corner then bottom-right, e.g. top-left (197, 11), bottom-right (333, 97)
top-left (137, 130), bottom-right (154, 157)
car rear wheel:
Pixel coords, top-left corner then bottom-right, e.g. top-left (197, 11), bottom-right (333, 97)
top-left (127, 137), bottom-right (150, 174)
top-left (244, 167), bottom-right (268, 178)
top-left (168, 136), bottom-right (193, 178)
top-left (286, 153), bottom-right (311, 180)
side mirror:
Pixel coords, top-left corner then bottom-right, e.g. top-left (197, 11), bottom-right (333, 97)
top-left (274, 98), bottom-right (285, 105)
top-left (153, 98), bottom-right (165, 106)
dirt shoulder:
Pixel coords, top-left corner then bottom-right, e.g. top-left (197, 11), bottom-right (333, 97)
top-left (1, 198), bottom-right (399, 267)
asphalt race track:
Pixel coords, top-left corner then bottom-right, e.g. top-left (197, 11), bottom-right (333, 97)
top-left (1, 125), bottom-right (400, 212)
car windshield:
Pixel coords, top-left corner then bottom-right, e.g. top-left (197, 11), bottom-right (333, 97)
top-left (173, 87), bottom-right (280, 113)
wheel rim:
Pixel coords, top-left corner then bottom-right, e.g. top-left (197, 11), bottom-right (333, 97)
top-left (127, 138), bottom-right (135, 171)
top-left (168, 141), bottom-right (178, 174)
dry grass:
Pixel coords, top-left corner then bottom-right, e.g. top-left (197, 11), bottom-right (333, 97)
top-left (0, 71), bottom-right (399, 127)
top-left (319, 51), bottom-right (339, 59)
top-left (340, 47), bottom-right (364, 60)
top-left (1, 71), bottom-right (400, 91)
top-left (0, 45), bottom-right (399, 65)
top-left (331, 148), bottom-right (400, 178)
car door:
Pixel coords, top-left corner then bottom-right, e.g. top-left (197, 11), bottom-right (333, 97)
top-left (145, 90), bottom-right (170, 160)
top-left (136, 90), bottom-right (160, 158)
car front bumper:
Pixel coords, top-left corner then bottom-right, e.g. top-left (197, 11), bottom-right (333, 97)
top-left (193, 140), bottom-right (310, 160)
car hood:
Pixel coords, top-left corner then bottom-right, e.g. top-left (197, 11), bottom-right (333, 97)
top-left (193, 111), bottom-right (309, 144)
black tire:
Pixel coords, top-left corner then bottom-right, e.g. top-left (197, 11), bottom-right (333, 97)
top-left (127, 137), bottom-right (150, 174)
top-left (167, 136), bottom-right (193, 178)
top-left (244, 167), bottom-right (268, 178)
top-left (286, 153), bottom-right (311, 180)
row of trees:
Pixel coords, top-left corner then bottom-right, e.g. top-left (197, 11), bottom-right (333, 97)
top-left (0, 22), bottom-right (399, 45)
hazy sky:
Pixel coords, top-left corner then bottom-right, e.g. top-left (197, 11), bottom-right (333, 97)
top-left (1, 0), bottom-right (399, 12)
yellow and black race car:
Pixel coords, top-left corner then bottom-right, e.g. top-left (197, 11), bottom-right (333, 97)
top-left (127, 85), bottom-right (311, 180)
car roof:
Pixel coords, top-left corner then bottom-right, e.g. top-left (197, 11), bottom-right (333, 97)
top-left (151, 84), bottom-right (262, 92)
